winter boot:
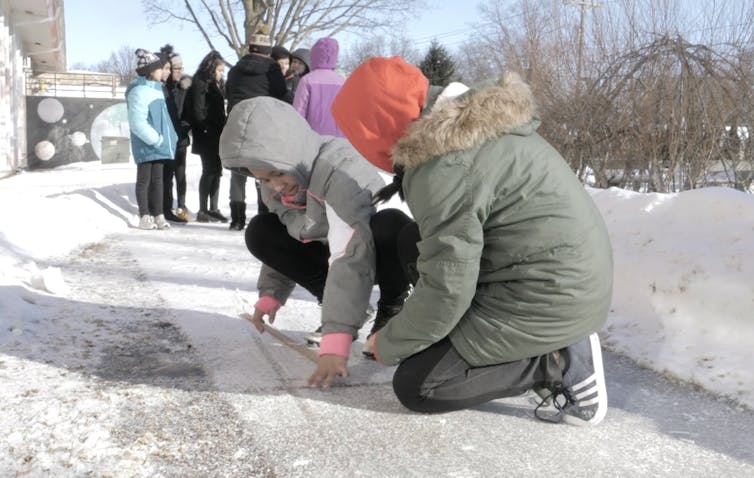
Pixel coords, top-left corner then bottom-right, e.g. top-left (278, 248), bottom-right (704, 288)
top-left (208, 209), bottom-right (228, 223)
top-left (196, 210), bottom-right (215, 223)
top-left (164, 210), bottom-right (187, 223)
top-left (175, 207), bottom-right (192, 222)
top-left (535, 333), bottom-right (608, 426)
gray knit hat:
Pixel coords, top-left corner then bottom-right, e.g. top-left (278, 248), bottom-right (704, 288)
top-left (290, 48), bottom-right (311, 73)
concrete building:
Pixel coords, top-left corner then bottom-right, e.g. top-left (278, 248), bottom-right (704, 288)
top-left (1, 0), bottom-right (65, 177)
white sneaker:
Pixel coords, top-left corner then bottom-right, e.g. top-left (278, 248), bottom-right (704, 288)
top-left (139, 215), bottom-right (157, 230)
top-left (534, 333), bottom-right (608, 426)
top-left (154, 214), bottom-right (171, 230)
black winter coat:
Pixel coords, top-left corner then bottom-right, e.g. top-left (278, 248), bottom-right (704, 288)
top-left (165, 75), bottom-right (192, 150)
top-left (225, 53), bottom-right (286, 113)
top-left (187, 75), bottom-right (226, 156)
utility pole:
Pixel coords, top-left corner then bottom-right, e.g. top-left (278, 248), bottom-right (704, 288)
top-left (566, 0), bottom-right (603, 87)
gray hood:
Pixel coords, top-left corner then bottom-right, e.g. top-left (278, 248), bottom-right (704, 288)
top-left (219, 97), bottom-right (322, 190)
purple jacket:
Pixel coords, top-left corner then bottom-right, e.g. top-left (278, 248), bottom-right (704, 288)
top-left (292, 37), bottom-right (345, 137)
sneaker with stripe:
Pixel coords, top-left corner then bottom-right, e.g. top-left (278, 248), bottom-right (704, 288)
top-left (306, 325), bottom-right (323, 347)
top-left (536, 333), bottom-right (608, 426)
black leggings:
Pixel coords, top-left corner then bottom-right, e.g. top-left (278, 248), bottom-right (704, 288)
top-left (393, 338), bottom-right (562, 413)
top-left (244, 208), bottom-right (414, 306)
top-left (199, 151), bottom-right (222, 212)
top-left (135, 161), bottom-right (164, 217)
top-left (163, 148), bottom-right (187, 211)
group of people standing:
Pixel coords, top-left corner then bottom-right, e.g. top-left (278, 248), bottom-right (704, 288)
top-left (125, 44), bottom-right (215, 229)
top-left (127, 34), bottom-right (615, 427)
top-left (125, 32), bottom-right (344, 232)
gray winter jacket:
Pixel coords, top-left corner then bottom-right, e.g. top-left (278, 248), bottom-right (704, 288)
top-left (219, 97), bottom-right (386, 337)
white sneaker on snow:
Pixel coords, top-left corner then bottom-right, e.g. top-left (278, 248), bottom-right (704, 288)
top-left (139, 215), bottom-right (157, 230)
top-left (154, 214), bottom-right (171, 230)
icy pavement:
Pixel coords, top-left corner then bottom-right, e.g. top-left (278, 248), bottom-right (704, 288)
top-left (2, 217), bottom-right (754, 477)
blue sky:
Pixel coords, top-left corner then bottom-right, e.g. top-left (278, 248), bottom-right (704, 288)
top-left (64, 0), bottom-right (484, 73)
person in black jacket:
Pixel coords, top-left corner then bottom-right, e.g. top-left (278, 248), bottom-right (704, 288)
top-left (224, 30), bottom-right (287, 230)
top-left (187, 50), bottom-right (228, 223)
top-left (159, 44), bottom-right (192, 223)
top-left (271, 45), bottom-right (295, 104)
top-left (288, 48), bottom-right (311, 104)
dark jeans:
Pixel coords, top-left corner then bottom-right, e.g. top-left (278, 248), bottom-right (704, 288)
top-left (135, 161), bottom-right (165, 217)
top-left (244, 209), bottom-right (413, 307)
top-left (199, 151), bottom-right (222, 212)
top-left (229, 170), bottom-right (247, 203)
top-left (230, 173), bottom-right (269, 215)
top-left (163, 148), bottom-right (187, 212)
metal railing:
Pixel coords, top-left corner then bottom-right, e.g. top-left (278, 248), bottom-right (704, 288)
top-left (25, 71), bottom-right (126, 98)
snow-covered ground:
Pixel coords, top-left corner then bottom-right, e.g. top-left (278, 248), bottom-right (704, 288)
top-left (1, 157), bottom-right (753, 475)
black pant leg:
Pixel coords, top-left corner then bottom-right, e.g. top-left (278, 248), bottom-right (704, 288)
top-left (208, 151), bottom-right (223, 211)
top-left (135, 162), bottom-right (153, 217)
top-left (198, 152), bottom-right (214, 211)
top-left (370, 209), bottom-right (413, 306)
top-left (163, 158), bottom-right (176, 213)
top-left (148, 161), bottom-right (164, 216)
top-left (393, 337), bottom-right (561, 413)
top-left (397, 221), bottom-right (421, 285)
top-left (245, 213), bottom-right (330, 302)
top-left (174, 148), bottom-right (187, 208)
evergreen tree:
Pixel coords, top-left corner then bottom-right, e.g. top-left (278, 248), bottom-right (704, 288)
top-left (419, 40), bottom-right (456, 86)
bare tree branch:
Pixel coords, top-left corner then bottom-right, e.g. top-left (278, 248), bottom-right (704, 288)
top-left (144, 0), bottom-right (424, 59)
top-left (182, 0), bottom-right (221, 52)
top-left (468, 0), bottom-right (754, 193)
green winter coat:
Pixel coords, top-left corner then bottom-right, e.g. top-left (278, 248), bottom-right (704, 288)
top-left (374, 74), bottom-right (614, 366)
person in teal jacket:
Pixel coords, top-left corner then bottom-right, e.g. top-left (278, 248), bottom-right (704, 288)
top-left (126, 49), bottom-right (178, 230)
top-left (330, 57), bottom-right (614, 426)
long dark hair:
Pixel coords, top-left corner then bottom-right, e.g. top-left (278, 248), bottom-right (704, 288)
top-left (194, 50), bottom-right (226, 89)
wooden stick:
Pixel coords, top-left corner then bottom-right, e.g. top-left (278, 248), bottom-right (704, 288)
top-left (239, 312), bottom-right (319, 363)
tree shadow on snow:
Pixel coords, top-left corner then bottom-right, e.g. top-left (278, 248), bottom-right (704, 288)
top-left (48, 183), bottom-right (137, 227)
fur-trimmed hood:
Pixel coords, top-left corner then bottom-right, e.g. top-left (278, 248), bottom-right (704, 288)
top-left (392, 73), bottom-right (538, 169)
